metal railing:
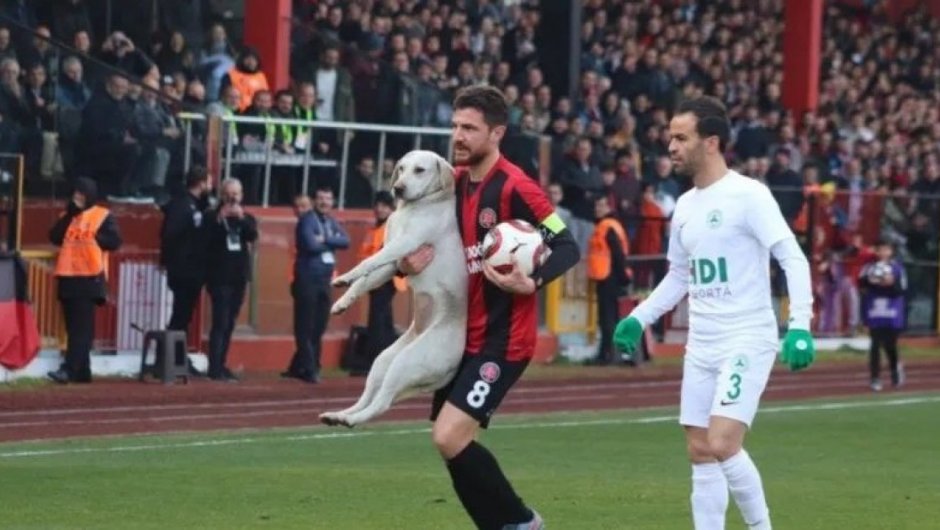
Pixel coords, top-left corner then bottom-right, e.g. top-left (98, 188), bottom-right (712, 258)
top-left (19, 250), bottom-right (205, 353)
top-left (179, 112), bottom-right (452, 208)
top-left (21, 249), bottom-right (64, 349)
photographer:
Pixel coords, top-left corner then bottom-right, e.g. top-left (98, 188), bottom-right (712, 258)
top-left (205, 178), bottom-right (257, 382)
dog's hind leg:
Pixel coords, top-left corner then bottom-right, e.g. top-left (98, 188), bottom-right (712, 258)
top-left (319, 329), bottom-right (414, 427)
top-left (340, 333), bottom-right (445, 427)
top-left (331, 262), bottom-right (397, 315)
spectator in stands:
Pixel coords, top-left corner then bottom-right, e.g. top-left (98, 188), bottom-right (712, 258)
top-left (24, 63), bottom-right (55, 132)
top-left (78, 73), bottom-right (139, 199)
top-left (310, 45), bottom-right (355, 123)
top-left (160, 166), bottom-right (213, 377)
top-left (23, 25), bottom-right (57, 81)
top-left (198, 22), bottom-right (236, 102)
top-left (547, 182), bottom-right (573, 229)
top-left (0, 0), bottom-right (37, 52)
top-left (344, 156), bottom-right (376, 209)
top-left (156, 31), bottom-right (190, 78)
top-left (765, 147), bottom-right (804, 226)
top-left (47, 177), bottom-right (122, 384)
top-left (205, 178), bottom-right (257, 382)
top-left (158, 0), bottom-right (205, 51)
top-left (587, 195), bottom-right (631, 365)
top-left (0, 26), bottom-right (15, 63)
top-left (232, 88), bottom-right (273, 204)
top-left (55, 56), bottom-right (91, 109)
top-left (48, 0), bottom-right (93, 49)
top-left (284, 187), bottom-right (349, 383)
top-left (649, 156), bottom-right (679, 217)
top-left (0, 57), bottom-right (43, 178)
top-left (130, 77), bottom-right (180, 204)
top-left (220, 47), bottom-right (269, 112)
top-left (99, 31), bottom-right (155, 81)
top-left (557, 137), bottom-right (604, 251)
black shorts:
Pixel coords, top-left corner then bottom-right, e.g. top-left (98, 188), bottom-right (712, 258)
top-left (430, 353), bottom-right (530, 428)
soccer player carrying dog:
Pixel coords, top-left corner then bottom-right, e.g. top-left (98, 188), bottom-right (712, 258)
top-left (400, 85), bottom-right (580, 529)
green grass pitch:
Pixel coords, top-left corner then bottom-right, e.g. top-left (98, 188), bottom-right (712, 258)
top-left (1, 393), bottom-right (938, 529)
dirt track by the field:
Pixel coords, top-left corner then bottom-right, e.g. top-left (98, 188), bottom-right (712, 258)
top-left (2, 361), bottom-right (939, 443)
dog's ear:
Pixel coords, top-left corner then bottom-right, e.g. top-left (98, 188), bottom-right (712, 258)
top-left (436, 155), bottom-right (456, 191)
top-left (390, 159), bottom-right (404, 188)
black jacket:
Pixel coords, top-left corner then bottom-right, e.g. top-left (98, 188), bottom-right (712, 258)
top-left (160, 192), bottom-right (211, 284)
top-left (205, 208), bottom-right (258, 287)
top-left (49, 203), bottom-right (123, 302)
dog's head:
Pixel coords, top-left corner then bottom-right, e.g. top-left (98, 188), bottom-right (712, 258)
top-left (391, 150), bottom-right (455, 203)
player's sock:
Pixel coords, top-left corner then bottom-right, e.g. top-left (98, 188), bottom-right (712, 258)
top-left (460, 441), bottom-right (533, 526)
top-left (447, 445), bottom-right (499, 529)
top-left (720, 449), bottom-right (771, 529)
top-left (690, 462), bottom-right (729, 530)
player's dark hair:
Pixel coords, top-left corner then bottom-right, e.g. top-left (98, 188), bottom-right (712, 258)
top-left (454, 85), bottom-right (509, 128)
top-left (675, 96), bottom-right (731, 150)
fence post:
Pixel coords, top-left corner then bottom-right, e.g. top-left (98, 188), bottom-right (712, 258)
top-left (338, 130), bottom-right (352, 209)
top-left (183, 119), bottom-right (193, 174)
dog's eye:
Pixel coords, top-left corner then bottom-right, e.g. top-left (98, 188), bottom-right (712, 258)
top-left (414, 167), bottom-right (425, 174)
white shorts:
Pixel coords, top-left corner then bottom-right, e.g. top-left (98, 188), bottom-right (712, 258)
top-left (679, 343), bottom-right (777, 429)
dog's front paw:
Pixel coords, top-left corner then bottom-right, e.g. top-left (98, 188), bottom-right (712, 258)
top-left (330, 297), bottom-right (352, 315)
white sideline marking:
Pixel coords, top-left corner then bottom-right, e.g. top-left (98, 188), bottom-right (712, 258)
top-left (4, 367), bottom-right (937, 419)
top-left (1, 395), bottom-right (937, 459)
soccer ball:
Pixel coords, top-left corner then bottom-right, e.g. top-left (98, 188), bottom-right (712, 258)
top-left (867, 261), bottom-right (892, 282)
top-left (482, 220), bottom-right (549, 277)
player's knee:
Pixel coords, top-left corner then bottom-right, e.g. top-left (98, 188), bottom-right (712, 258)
top-left (707, 432), bottom-right (742, 461)
top-left (431, 419), bottom-right (473, 459)
top-left (686, 436), bottom-right (714, 463)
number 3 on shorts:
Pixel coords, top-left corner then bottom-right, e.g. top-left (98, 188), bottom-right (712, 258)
top-left (466, 380), bottom-right (491, 409)
top-left (726, 373), bottom-right (742, 400)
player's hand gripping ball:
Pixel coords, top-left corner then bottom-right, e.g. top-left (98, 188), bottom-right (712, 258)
top-left (780, 329), bottom-right (815, 371)
top-left (482, 220), bottom-right (549, 277)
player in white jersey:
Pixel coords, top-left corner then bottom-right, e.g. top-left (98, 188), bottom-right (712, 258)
top-left (613, 97), bottom-right (815, 530)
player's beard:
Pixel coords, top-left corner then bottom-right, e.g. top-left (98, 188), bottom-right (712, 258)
top-left (454, 143), bottom-right (487, 167)
top-left (674, 142), bottom-right (705, 176)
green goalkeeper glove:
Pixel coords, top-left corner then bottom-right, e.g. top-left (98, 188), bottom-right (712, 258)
top-left (780, 328), bottom-right (815, 371)
top-left (613, 316), bottom-right (643, 357)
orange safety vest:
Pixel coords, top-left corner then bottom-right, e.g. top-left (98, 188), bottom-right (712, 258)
top-left (54, 206), bottom-right (110, 278)
top-left (587, 217), bottom-right (629, 281)
top-left (360, 223), bottom-right (408, 292)
top-left (227, 67), bottom-right (269, 111)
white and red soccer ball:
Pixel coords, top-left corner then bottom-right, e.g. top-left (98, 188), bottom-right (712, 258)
top-left (482, 220), bottom-right (549, 277)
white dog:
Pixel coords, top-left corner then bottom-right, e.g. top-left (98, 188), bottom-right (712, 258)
top-left (319, 150), bottom-right (468, 428)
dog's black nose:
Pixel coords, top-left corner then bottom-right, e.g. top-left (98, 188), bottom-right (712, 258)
top-left (393, 185), bottom-right (405, 198)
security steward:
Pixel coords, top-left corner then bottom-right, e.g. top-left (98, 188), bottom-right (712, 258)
top-left (282, 187), bottom-right (349, 383)
top-left (348, 191), bottom-right (405, 375)
top-left (160, 166), bottom-right (213, 375)
top-left (47, 177), bottom-right (122, 384)
top-left (587, 194), bottom-right (631, 365)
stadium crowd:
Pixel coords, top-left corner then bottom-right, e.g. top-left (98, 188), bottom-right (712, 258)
top-left (3, 0), bottom-right (939, 334)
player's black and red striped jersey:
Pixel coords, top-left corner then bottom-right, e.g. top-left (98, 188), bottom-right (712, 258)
top-left (456, 156), bottom-right (566, 361)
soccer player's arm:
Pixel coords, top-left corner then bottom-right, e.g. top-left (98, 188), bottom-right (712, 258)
top-left (629, 210), bottom-right (690, 327)
top-left (509, 177), bottom-right (580, 290)
top-left (746, 185), bottom-right (813, 331)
